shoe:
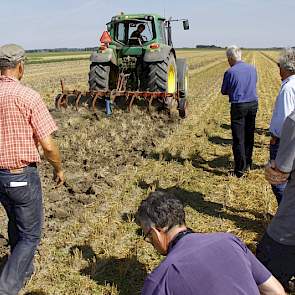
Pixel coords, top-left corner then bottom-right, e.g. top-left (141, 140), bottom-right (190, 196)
top-left (229, 170), bottom-right (244, 178)
top-left (245, 164), bottom-right (251, 171)
top-left (235, 170), bottom-right (244, 178)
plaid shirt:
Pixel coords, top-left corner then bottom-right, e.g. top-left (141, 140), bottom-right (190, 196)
top-left (0, 75), bottom-right (57, 169)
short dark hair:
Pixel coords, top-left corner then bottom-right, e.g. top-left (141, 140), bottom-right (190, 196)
top-left (135, 190), bottom-right (185, 229)
top-left (138, 24), bottom-right (145, 30)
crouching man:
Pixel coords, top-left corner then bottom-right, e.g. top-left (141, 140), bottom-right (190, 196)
top-left (135, 191), bottom-right (285, 295)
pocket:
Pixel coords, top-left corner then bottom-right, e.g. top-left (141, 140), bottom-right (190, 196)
top-left (3, 173), bottom-right (28, 188)
top-left (3, 173), bottom-right (33, 204)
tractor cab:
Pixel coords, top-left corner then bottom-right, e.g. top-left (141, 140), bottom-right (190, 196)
top-left (107, 14), bottom-right (168, 49)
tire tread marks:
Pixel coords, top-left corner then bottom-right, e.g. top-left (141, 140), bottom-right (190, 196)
top-left (147, 57), bottom-right (169, 92)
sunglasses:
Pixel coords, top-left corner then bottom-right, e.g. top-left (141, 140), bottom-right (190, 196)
top-left (143, 228), bottom-right (153, 243)
top-left (143, 226), bottom-right (172, 243)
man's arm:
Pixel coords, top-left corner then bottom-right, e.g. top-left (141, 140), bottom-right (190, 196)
top-left (39, 135), bottom-right (65, 186)
top-left (265, 161), bottom-right (289, 185)
top-left (258, 276), bottom-right (286, 295)
top-left (221, 71), bottom-right (230, 95)
top-left (275, 115), bottom-right (295, 172)
top-left (265, 114), bottom-right (295, 184)
top-left (270, 89), bottom-right (295, 137)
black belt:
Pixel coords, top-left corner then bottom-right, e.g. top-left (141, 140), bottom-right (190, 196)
top-left (28, 162), bottom-right (37, 167)
top-left (0, 162), bottom-right (37, 173)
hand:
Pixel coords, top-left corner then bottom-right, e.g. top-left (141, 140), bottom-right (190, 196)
top-left (265, 162), bottom-right (289, 185)
top-left (53, 169), bottom-right (65, 187)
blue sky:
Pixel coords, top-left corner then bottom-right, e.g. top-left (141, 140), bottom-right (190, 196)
top-left (1, 0), bottom-right (294, 49)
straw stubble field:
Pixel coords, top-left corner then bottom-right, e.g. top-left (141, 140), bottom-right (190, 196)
top-left (0, 49), bottom-right (289, 294)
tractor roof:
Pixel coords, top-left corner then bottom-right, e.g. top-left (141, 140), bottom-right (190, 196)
top-left (110, 13), bottom-right (165, 22)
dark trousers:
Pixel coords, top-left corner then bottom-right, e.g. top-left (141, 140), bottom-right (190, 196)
top-left (0, 166), bottom-right (43, 295)
top-left (256, 232), bottom-right (295, 290)
top-left (230, 101), bottom-right (258, 175)
top-left (269, 139), bottom-right (286, 205)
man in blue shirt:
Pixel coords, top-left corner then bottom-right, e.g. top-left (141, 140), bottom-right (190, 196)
top-left (221, 45), bottom-right (258, 177)
top-left (136, 190), bottom-right (285, 295)
top-left (268, 48), bottom-right (295, 204)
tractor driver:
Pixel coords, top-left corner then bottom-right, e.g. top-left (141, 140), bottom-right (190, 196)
top-left (130, 24), bottom-right (145, 43)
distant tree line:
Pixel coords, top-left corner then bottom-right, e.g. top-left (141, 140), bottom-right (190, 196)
top-left (195, 45), bottom-right (223, 49)
top-left (195, 45), bottom-right (295, 50)
top-left (26, 47), bottom-right (98, 53)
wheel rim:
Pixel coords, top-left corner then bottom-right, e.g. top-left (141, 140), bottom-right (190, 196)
top-left (168, 64), bottom-right (176, 93)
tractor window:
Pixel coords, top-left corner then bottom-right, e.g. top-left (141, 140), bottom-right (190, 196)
top-left (158, 20), bottom-right (167, 44)
top-left (117, 22), bottom-right (126, 43)
top-left (115, 20), bottom-right (155, 45)
top-left (128, 21), bottom-right (154, 43)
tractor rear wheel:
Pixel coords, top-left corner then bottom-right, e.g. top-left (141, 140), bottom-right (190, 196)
top-left (146, 54), bottom-right (177, 93)
top-left (89, 62), bottom-right (110, 91)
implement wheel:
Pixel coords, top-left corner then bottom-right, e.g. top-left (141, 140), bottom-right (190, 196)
top-left (176, 58), bottom-right (189, 99)
top-left (178, 98), bottom-right (188, 118)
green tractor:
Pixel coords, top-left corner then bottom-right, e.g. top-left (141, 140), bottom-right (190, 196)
top-left (88, 13), bottom-right (189, 117)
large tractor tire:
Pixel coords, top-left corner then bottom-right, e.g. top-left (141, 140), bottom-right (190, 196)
top-left (146, 54), bottom-right (177, 93)
top-left (88, 62), bottom-right (110, 91)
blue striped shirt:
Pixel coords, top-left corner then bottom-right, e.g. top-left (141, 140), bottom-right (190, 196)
top-left (269, 75), bottom-right (295, 138)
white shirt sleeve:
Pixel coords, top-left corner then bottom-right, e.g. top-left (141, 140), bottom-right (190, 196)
top-left (269, 84), bottom-right (295, 137)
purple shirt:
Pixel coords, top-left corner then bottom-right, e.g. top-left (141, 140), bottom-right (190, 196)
top-left (142, 233), bottom-right (271, 295)
top-left (221, 61), bottom-right (258, 103)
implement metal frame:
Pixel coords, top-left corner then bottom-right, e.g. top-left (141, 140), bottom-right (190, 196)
top-left (55, 74), bottom-right (179, 114)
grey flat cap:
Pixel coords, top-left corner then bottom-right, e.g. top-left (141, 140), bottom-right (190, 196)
top-left (0, 44), bottom-right (25, 62)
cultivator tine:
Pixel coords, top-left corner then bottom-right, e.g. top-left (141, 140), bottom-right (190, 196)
top-left (56, 93), bottom-right (68, 109)
top-left (75, 92), bottom-right (82, 110)
top-left (148, 95), bottom-right (155, 113)
top-left (60, 80), bottom-right (65, 93)
top-left (128, 94), bottom-right (136, 112)
top-left (91, 93), bottom-right (100, 111)
top-left (54, 80), bottom-right (186, 118)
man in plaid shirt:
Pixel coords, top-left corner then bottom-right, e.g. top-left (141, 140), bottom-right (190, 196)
top-left (0, 44), bottom-right (65, 295)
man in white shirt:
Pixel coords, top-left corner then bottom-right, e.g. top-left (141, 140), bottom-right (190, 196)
top-left (269, 48), bottom-right (295, 204)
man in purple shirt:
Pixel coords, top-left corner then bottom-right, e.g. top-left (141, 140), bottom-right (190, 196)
top-left (136, 190), bottom-right (285, 295)
top-left (221, 45), bottom-right (258, 177)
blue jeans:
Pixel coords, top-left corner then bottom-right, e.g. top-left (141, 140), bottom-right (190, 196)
top-left (0, 166), bottom-right (43, 295)
top-left (269, 140), bottom-right (286, 205)
top-left (256, 232), bottom-right (295, 290)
